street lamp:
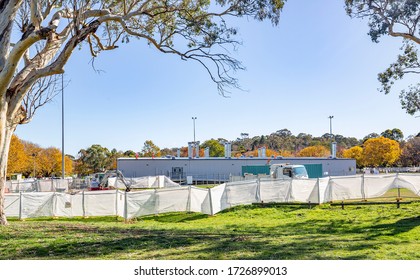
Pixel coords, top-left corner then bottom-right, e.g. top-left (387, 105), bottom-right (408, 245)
top-left (192, 117), bottom-right (197, 157)
top-left (31, 153), bottom-right (36, 178)
top-left (192, 117), bottom-right (197, 143)
top-left (61, 73), bottom-right (65, 179)
top-left (328, 116), bottom-right (336, 158)
top-left (328, 115), bottom-right (334, 138)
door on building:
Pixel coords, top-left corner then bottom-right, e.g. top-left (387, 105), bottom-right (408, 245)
top-left (172, 167), bottom-right (184, 180)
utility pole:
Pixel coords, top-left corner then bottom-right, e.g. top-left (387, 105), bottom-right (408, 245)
top-left (328, 116), bottom-right (334, 138)
top-left (328, 116), bottom-right (336, 158)
top-left (61, 73), bottom-right (65, 179)
top-left (192, 117), bottom-right (197, 143)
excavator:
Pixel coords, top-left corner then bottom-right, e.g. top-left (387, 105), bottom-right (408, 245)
top-left (92, 170), bottom-right (132, 192)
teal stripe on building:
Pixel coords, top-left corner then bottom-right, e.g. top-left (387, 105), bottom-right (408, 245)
top-left (303, 164), bottom-right (323, 178)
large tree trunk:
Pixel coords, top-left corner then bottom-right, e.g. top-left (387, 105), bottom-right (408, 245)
top-left (0, 105), bottom-right (15, 226)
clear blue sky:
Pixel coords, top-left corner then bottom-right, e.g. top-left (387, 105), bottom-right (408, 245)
top-left (15, 0), bottom-right (419, 157)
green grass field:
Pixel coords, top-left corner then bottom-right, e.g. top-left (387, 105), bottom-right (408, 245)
top-left (1, 202), bottom-right (420, 260)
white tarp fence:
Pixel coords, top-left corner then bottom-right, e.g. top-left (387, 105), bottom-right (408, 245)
top-left (109, 175), bottom-right (180, 189)
top-left (6, 178), bottom-right (71, 193)
top-left (4, 173), bottom-right (420, 219)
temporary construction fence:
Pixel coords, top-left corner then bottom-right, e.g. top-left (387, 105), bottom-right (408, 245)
top-left (6, 178), bottom-right (71, 193)
top-left (5, 175), bottom-right (180, 193)
top-left (4, 173), bottom-right (420, 220)
top-left (108, 175), bottom-right (180, 189)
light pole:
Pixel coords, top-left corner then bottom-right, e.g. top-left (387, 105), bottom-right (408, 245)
top-left (192, 117), bottom-right (197, 143)
top-left (328, 116), bottom-right (335, 158)
top-left (32, 153), bottom-right (36, 178)
top-left (61, 73), bottom-right (65, 179)
top-left (192, 117), bottom-right (197, 157)
top-left (328, 116), bottom-right (334, 138)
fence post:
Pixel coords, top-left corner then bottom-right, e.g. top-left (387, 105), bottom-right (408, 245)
top-left (124, 190), bottom-right (128, 222)
top-left (115, 189), bottom-right (119, 219)
top-left (208, 187), bottom-right (214, 216)
top-left (82, 190), bottom-right (86, 218)
top-left (187, 186), bottom-right (192, 213)
top-left (19, 191), bottom-right (22, 220)
top-left (52, 192), bottom-right (57, 218)
top-left (317, 178), bottom-right (321, 205)
top-left (256, 178), bottom-right (261, 203)
top-left (396, 173), bottom-right (401, 199)
top-left (360, 174), bottom-right (366, 201)
top-left (154, 189), bottom-right (159, 215)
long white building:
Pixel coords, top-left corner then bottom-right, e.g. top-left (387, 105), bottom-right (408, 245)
top-left (117, 157), bottom-right (356, 182)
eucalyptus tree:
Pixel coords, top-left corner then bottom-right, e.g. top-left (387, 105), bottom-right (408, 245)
top-left (345, 0), bottom-right (420, 115)
top-left (381, 128), bottom-right (404, 142)
top-left (0, 0), bottom-right (286, 225)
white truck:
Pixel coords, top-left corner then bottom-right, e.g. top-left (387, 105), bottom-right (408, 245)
top-left (270, 164), bottom-right (309, 179)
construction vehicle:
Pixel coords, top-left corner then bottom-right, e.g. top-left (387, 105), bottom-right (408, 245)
top-left (89, 170), bottom-right (132, 192)
top-left (270, 164), bottom-right (309, 179)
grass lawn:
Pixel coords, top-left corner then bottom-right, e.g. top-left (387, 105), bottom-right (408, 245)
top-left (1, 202), bottom-right (420, 260)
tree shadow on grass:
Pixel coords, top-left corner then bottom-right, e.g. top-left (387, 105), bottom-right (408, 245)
top-left (366, 216), bottom-right (420, 237)
top-left (139, 213), bottom-right (209, 223)
top-left (0, 217), bottom-right (381, 260)
top-left (3, 207), bottom-right (420, 260)
top-left (3, 226), bottom-right (361, 260)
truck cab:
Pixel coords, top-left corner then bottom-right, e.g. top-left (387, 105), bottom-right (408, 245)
top-left (270, 164), bottom-right (309, 179)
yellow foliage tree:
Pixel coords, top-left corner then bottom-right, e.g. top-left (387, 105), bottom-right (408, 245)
top-left (37, 147), bottom-right (73, 177)
top-left (22, 141), bottom-right (43, 177)
top-left (278, 150), bottom-right (294, 157)
top-left (7, 135), bottom-right (28, 176)
top-left (362, 137), bottom-right (401, 167)
top-left (265, 149), bottom-right (279, 157)
top-left (245, 148), bottom-right (279, 157)
top-left (342, 146), bottom-right (364, 168)
top-left (9, 139), bottom-right (73, 178)
top-left (297, 145), bottom-right (330, 157)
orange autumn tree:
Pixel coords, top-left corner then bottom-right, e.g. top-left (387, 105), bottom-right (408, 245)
top-left (7, 135), bottom-right (28, 177)
top-left (38, 147), bottom-right (73, 177)
top-left (362, 137), bottom-right (401, 167)
top-left (297, 145), bottom-right (330, 157)
top-left (9, 137), bottom-right (73, 178)
top-left (245, 148), bottom-right (279, 157)
top-left (342, 146), bottom-right (364, 168)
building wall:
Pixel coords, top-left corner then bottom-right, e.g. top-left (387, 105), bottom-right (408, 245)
top-left (117, 157), bottom-right (356, 180)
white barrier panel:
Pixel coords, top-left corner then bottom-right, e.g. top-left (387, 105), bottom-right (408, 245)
top-left (259, 179), bottom-right (292, 203)
top-left (7, 180), bottom-right (36, 192)
top-left (318, 178), bottom-right (330, 203)
top-left (291, 179), bottom-right (319, 203)
top-left (84, 191), bottom-right (118, 217)
top-left (209, 184), bottom-right (226, 215)
top-left (126, 190), bottom-right (157, 218)
top-left (189, 187), bottom-right (210, 214)
top-left (21, 192), bottom-right (55, 218)
top-left (4, 193), bottom-right (20, 217)
top-left (52, 179), bottom-right (69, 192)
top-left (69, 192), bottom-right (85, 217)
top-left (364, 175), bottom-right (396, 198)
top-left (38, 180), bottom-right (54, 192)
top-left (154, 188), bottom-right (190, 214)
top-left (326, 176), bottom-right (364, 201)
top-left (223, 180), bottom-right (259, 209)
top-left (396, 174), bottom-right (420, 195)
top-left (115, 175), bottom-right (180, 189)
top-left (54, 192), bottom-right (73, 217)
